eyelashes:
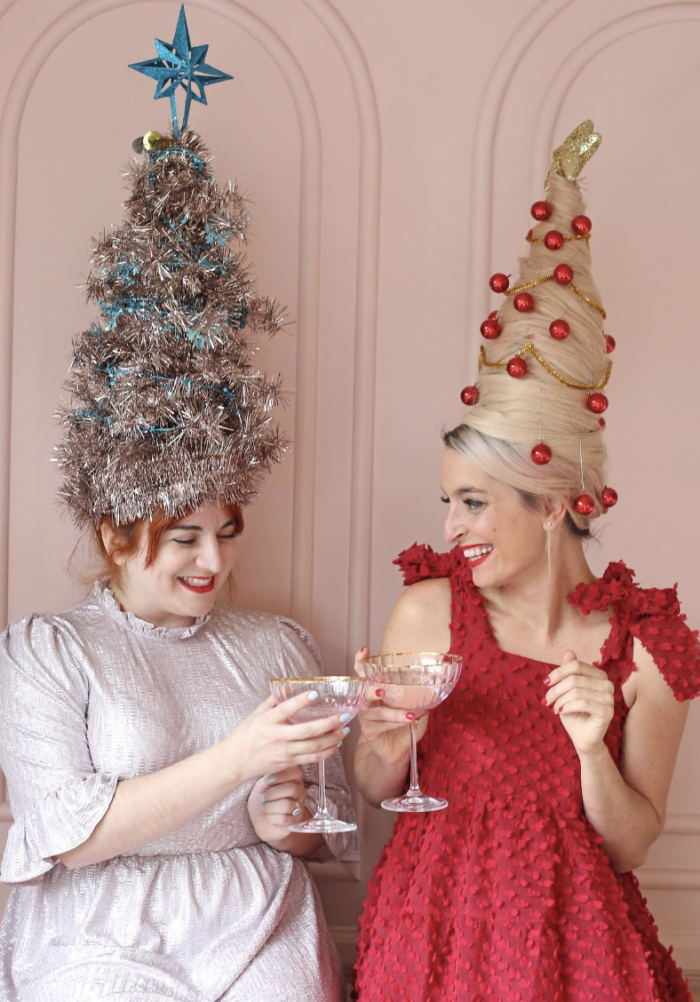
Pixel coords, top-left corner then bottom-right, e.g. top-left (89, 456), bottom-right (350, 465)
top-left (173, 533), bottom-right (238, 546)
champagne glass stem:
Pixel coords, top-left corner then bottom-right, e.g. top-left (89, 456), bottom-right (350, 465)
top-left (405, 720), bottom-right (423, 798)
top-left (314, 757), bottom-right (332, 821)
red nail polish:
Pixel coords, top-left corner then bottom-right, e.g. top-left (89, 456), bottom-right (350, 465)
top-left (540, 697), bottom-right (548, 707)
top-left (544, 676), bottom-right (552, 686)
top-left (375, 688), bottom-right (383, 697)
top-left (406, 712), bottom-right (415, 721)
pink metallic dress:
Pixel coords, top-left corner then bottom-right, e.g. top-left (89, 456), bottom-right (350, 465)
top-left (0, 584), bottom-right (358, 1002)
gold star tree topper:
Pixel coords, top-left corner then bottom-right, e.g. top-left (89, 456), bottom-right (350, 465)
top-left (547, 120), bottom-right (602, 186)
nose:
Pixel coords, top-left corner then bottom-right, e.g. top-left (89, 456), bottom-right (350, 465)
top-left (443, 505), bottom-right (466, 545)
top-left (195, 536), bottom-right (226, 574)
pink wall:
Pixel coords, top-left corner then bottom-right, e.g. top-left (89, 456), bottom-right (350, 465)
top-left (0, 0), bottom-right (698, 986)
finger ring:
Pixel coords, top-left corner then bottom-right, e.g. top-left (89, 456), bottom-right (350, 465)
top-left (291, 802), bottom-right (302, 817)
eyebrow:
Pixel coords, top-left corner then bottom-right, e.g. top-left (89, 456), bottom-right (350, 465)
top-left (442, 487), bottom-right (487, 496)
top-left (167, 521), bottom-right (234, 532)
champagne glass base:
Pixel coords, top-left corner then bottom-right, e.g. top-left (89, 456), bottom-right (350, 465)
top-left (381, 794), bottom-right (449, 813)
top-left (289, 817), bottom-right (358, 834)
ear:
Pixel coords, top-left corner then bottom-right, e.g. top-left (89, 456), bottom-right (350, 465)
top-left (542, 500), bottom-right (567, 532)
top-left (100, 520), bottom-right (127, 567)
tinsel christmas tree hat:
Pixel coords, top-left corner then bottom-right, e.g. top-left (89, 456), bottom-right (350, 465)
top-left (55, 6), bottom-right (286, 528)
top-left (458, 121), bottom-right (618, 527)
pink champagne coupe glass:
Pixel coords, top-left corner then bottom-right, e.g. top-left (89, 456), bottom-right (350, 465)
top-left (364, 653), bottom-right (463, 813)
top-left (269, 676), bottom-right (368, 833)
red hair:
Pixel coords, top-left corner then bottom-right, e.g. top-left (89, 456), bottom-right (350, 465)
top-left (96, 504), bottom-right (244, 578)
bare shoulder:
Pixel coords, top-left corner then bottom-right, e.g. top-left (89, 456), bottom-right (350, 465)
top-left (382, 579), bottom-right (452, 654)
top-left (623, 637), bottom-right (691, 717)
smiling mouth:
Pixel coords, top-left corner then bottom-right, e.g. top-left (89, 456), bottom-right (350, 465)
top-left (178, 576), bottom-right (216, 594)
top-left (462, 545), bottom-right (494, 567)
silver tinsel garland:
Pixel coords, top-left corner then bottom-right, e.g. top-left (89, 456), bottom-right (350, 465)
top-left (55, 130), bottom-right (287, 527)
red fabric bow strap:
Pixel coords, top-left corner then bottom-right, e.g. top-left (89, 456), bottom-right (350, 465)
top-left (393, 543), bottom-right (465, 586)
top-left (569, 561), bottom-right (699, 702)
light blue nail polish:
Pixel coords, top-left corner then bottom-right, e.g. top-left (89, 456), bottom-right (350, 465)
top-left (337, 741), bottom-right (343, 748)
top-left (264, 775), bottom-right (277, 786)
top-left (339, 712), bottom-right (351, 723)
top-left (343, 726), bottom-right (351, 737)
top-left (260, 794), bottom-right (266, 805)
top-left (307, 691), bottom-right (319, 701)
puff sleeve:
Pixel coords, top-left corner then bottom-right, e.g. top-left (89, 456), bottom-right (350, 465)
top-left (0, 615), bottom-right (118, 882)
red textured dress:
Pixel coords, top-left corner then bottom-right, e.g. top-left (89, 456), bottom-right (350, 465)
top-left (355, 545), bottom-right (700, 1002)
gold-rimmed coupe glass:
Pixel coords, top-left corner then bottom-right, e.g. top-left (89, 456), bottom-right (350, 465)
top-left (364, 653), bottom-right (463, 813)
top-left (269, 676), bottom-right (368, 833)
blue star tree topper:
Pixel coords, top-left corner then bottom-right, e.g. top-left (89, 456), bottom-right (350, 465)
top-left (129, 5), bottom-right (232, 137)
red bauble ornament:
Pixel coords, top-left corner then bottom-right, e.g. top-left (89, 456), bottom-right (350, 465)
top-left (572, 215), bottom-right (592, 236)
top-left (513, 292), bottom-right (534, 313)
top-left (507, 357), bottom-right (527, 378)
top-left (480, 318), bottom-right (501, 339)
top-left (527, 228), bottom-right (533, 240)
top-left (598, 417), bottom-right (606, 429)
top-left (587, 392), bottom-right (608, 414)
top-left (549, 319), bottom-right (570, 340)
top-left (489, 273), bottom-right (509, 293)
top-left (488, 310), bottom-right (499, 320)
top-left (460, 385), bottom-right (479, 406)
top-left (531, 201), bottom-right (552, 221)
top-left (544, 230), bottom-right (564, 251)
top-left (554, 263), bottom-right (574, 284)
top-left (604, 334), bottom-right (616, 353)
top-left (601, 486), bottom-right (618, 508)
top-left (531, 442), bottom-right (552, 465)
top-left (574, 493), bottom-right (595, 516)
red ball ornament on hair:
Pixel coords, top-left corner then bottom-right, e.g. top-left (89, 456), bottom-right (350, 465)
top-left (480, 318), bottom-right (501, 340)
top-left (601, 486), bottom-right (618, 508)
top-left (554, 263), bottom-right (574, 285)
top-left (598, 417), bottom-right (606, 429)
top-left (544, 230), bottom-right (564, 251)
top-left (604, 334), bottom-right (616, 353)
top-left (489, 310), bottom-right (499, 320)
top-left (507, 357), bottom-right (528, 378)
top-left (527, 228), bottom-right (533, 240)
top-left (489, 273), bottom-right (509, 293)
top-left (531, 201), bottom-right (552, 221)
top-left (587, 392), bottom-right (608, 414)
top-left (574, 493), bottom-right (596, 516)
top-left (513, 292), bottom-right (534, 312)
top-left (531, 443), bottom-right (552, 465)
top-left (460, 385), bottom-right (479, 406)
top-left (549, 319), bottom-right (570, 340)
top-left (572, 215), bottom-right (592, 236)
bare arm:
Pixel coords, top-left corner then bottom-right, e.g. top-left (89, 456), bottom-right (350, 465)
top-left (546, 643), bottom-right (690, 873)
top-left (354, 579), bottom-right (451, 807)
top-left (59, 693), bottom-right (345, 869)
top-left (581, 639), bottom-right (689, 872)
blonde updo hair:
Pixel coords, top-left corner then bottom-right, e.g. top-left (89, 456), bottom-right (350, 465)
top-left (448, 173), bottom-right (610, 537)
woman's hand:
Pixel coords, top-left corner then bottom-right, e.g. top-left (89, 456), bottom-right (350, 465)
top-left (228, 691), bottom-right (347, 783)
top-left (247, 766), bottom-right (308, 845)
top-left (355, 648), bottom-right (429, 767)
top-left (544, 650), bottom-right (615, 757)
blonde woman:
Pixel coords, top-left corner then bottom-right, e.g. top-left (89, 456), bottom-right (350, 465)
top-left (354, 126), bottom-right (699, 1001)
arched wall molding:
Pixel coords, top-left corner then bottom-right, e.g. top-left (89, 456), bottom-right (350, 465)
top-left (467, 0), bottom-right (700, 903)
top-left (299, 0), bottom-right (381, 859)
top-left (0, 0), bottom-right (323, 637)
top-left (0, 0), bottom-right (20, 22)
top-left (529, 2), bottom-right (700, 192)
top-left (466, 0), bottom-right (576, 346)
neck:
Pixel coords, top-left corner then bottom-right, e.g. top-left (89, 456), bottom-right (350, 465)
top-left (488, 536), bottom-right (595, 639)
top-left (108, 580), bottom-right (196, 629)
